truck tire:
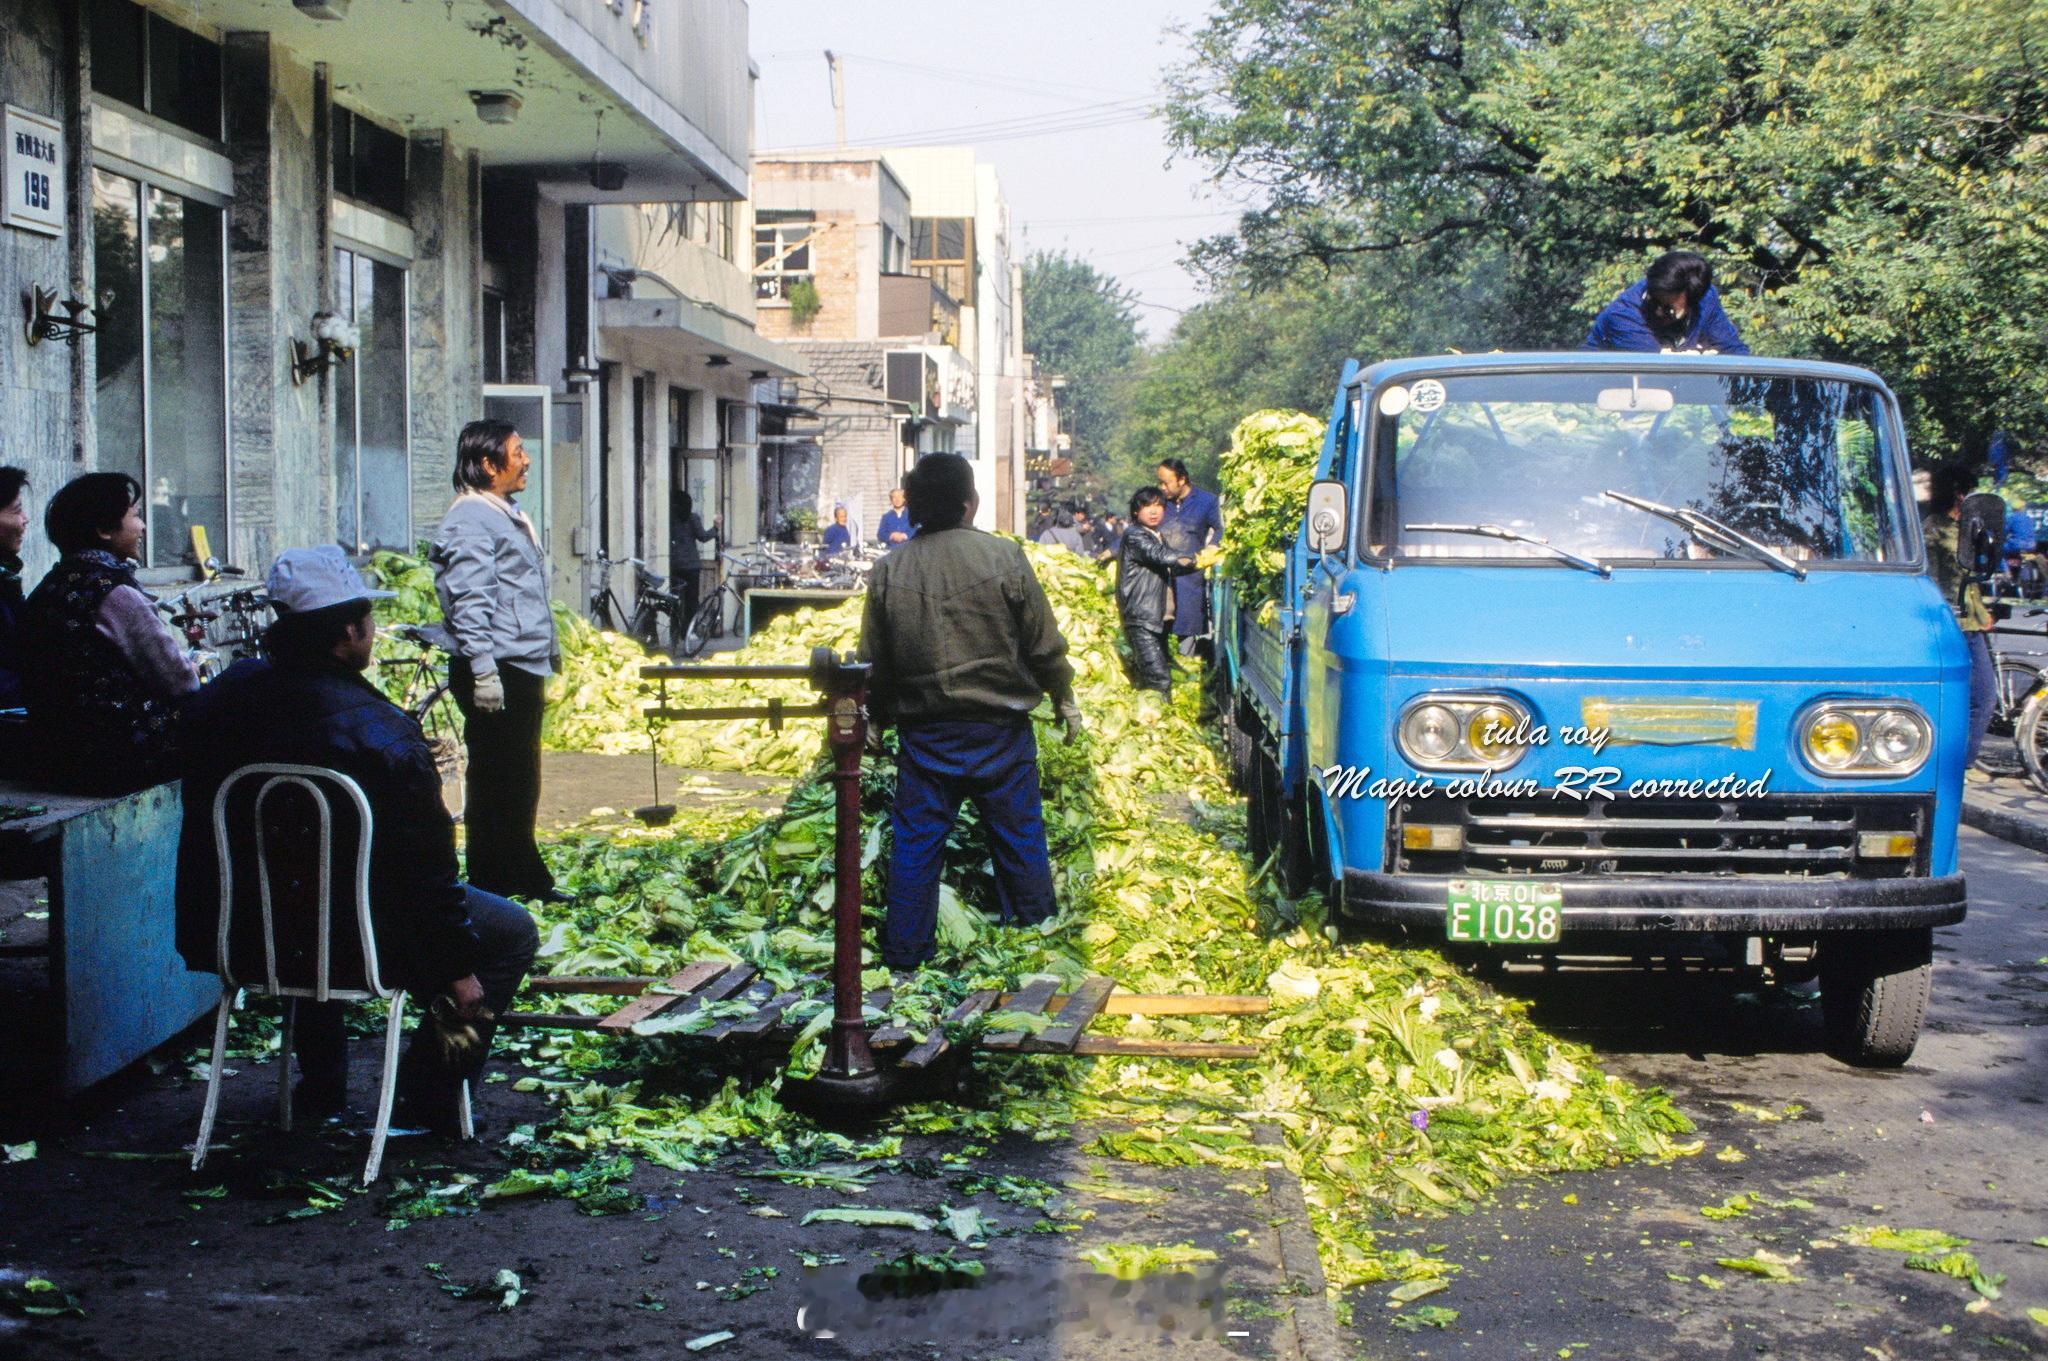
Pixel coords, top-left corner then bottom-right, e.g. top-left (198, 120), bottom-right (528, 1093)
top-left (1251, 742), bottom-right (1314, 898)
top-left (1820, 928), bottom-right (1933, 1067)
top-left (1245, 745), bottom-right (1274, 866)
top-left (1222, 698), bottom-right (1255, 791)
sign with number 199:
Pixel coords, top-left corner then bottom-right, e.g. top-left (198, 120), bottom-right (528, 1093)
top-left (4, 105), bottom-right (64, 238)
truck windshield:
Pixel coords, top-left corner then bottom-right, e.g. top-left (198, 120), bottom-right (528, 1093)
top-left (1364, 370), bottom-right (1911, 567)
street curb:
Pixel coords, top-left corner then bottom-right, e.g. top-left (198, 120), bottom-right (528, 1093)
top-left (1253, 1124), bottom-right (1346, 1361)
top-left (1961, 791), bottom-right (2048, 856)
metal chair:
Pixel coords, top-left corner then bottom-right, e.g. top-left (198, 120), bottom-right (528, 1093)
top-left (189, 763), bottom-right (470, 1186)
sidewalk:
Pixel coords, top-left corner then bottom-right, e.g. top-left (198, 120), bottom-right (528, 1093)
top-left (1959, 771), bottom-right (2048, 854)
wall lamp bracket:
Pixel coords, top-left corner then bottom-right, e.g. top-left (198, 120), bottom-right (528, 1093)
top-left (24, 286), bottom-right (96, 348)
top-left (291, 309), bottom-right (360, 386)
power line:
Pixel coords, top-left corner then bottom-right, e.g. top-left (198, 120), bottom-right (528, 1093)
top-left (756, 50), bottom-right (1151, 100)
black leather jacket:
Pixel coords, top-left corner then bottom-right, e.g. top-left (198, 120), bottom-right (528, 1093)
top-left (174, 657), bottom-right (478, 990)
top-left (1115, 524), bottom-right (1196, 626)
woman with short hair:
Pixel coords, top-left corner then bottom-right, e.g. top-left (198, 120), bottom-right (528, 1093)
top-left (21, 472), bottom-right (200, 792)
top-left (430, 420), bottom-right (565, 903)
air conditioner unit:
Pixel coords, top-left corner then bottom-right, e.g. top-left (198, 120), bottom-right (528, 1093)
top-left (885, 350), bottom-right (938, 419)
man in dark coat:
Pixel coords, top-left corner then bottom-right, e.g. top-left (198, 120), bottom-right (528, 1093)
top-left (1582, 250), bottom-right (1750, 355)
top-left (175, 546), bottom-right (537, 1130)
top-left (859, 454), bottom-right (1081, 970)
top-left (1156, 459), bottom-right (1224, 651)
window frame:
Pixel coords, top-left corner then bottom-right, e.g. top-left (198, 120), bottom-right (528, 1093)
top-left (910, 216), bottom-right (973, 307)
top-left (89, 162), bottom-right (233, 578)
top-left (332, 241), bottom-right (415, 556)
top-left (753, 212), bottom-right (816, 303)
top-left (88, 0), bottom-right (224, 145)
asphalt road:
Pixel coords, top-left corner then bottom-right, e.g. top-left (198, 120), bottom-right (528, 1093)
top-left (4, 827), bottom-right (2042, 1360)
top-left (1348, 824), bottom-right (2048, 1358)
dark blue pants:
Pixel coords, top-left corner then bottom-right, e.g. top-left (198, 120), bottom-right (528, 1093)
top-left (296, 884), bottom-right (539, 1095)
top-left (884, 719), bottom-right (1056, 969)
top-left (1966, 630), bottom-right (1996, 768)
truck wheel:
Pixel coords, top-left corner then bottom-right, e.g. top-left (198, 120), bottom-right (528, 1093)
top-left (1244, 751), bottom-right (1273, 867)
top-left (1820, 929), bottom-right (1933, 1067)
top-left (1224, 698), bottom-right (1257, 792)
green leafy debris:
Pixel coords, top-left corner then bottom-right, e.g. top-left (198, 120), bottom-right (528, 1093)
top-left (1716, 1253), bottom-right (1801, 1283)
top-left (1081, 1243), bottom-right (1220, 1280)
top-left (0, 1277), bottom-right (85, 1319)
top-left (1841, 1225), bottom-right (1972, 1254)
top-left (799, 1207), bottom-right (935, 1233)
top-left (1392, 1305), bottom-right (1460, 1331)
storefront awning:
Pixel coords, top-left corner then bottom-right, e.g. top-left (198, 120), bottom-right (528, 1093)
top-left (599, 297), bottom-right (810, 383)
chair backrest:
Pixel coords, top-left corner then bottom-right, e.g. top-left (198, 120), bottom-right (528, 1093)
top-left (211, 763), bottom-right (389, 1002)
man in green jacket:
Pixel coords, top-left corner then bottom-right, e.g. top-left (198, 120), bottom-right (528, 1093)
top-left (859, 453), bottom-right (1083, 969)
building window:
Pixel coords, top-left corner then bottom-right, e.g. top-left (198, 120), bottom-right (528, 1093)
top-left (89, 0), bottom-right (223, 142)
top-left (661, 199), bottom-right (738, 263)
top-left (332, 107), bottom-right (408, 219)
top-left (911, 217), bottom-right (973, 306)
top-left (482, 287), bottom-right (507, 384)
top-left (334, 247), bottom-right (410, 553)
top-left (92, 168), bottom-right (229, 569)
top-left (753, 212), bottom-right (814, 301)
top-left (882, 227), bottom-right (907, 275)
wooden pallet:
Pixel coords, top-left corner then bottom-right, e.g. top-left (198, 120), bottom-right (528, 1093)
top-left (505, 970), bottom-right (1269, 1061)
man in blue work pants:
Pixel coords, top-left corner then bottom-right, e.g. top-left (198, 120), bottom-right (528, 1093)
top-left (859, 453), bottom-right (1082, 971)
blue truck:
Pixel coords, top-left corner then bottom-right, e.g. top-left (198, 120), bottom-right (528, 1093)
top-left (1213, 352), bottom-right (1968, 1065)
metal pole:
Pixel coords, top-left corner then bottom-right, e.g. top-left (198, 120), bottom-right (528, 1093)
top-left (818, 652), bottom-right (873, 1078)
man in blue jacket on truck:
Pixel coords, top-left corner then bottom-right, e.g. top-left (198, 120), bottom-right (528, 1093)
top-left (1583, 250), bottom-right (1749, 355)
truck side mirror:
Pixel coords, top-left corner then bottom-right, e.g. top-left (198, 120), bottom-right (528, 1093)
top-left (1306, 480), bottom-right (1348, 556)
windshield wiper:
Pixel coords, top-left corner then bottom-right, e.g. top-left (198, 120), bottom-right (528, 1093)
top-left (1603, 491), bottom-right (1808, 580)
top-left (1403, 523), bottom-right (1611, 577)
top-left (1606, 491), bottom-right (1809, 579)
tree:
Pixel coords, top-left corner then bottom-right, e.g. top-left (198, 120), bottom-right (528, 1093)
top-left (1161, 0), bottom-right (2048, 464)
top-left (1021, 252), bottom-right (1145, 493)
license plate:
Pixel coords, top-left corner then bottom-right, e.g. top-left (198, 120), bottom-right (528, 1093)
top-left (1445, 880), bottom-right (1563, 944)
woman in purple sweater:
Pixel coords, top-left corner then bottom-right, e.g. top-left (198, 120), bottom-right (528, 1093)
top-left (22, 473), bottom-right (199, 793)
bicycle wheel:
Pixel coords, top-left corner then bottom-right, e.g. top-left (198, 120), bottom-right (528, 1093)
top-left (681, 592), bottom-right (722, 658)
top-left (413, 681), bottom-right (469, 821)
top-left (1979, 655), bottom-right (2039, 775)
top-left (2017, 684), bottom-right (2048, 793)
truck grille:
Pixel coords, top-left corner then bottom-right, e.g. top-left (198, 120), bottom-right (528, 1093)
top-left (1390, 793), bottom-right (1930, 880)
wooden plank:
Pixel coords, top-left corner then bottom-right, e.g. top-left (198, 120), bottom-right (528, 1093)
top-left (719, 989), bottom-right (805, 1040)
top-left (979, 977), bottom-right (1061, 1052)
top-left (1023, 977), bottom-right (1117, 1054)
top-left (1070, 1036), bottom-right (1262, 1060)
top-left (1102, 994), bottom-right (1270, 1017)
top-left (595, 962), bottom-right (729, 1034)
top-left (696, 978), bottom-right (778, 1042)
top-left (898, 989), bottom-right (998, 1070)
top-left (998, 992), bottom-right (1271, 1017)
top-left (498, 1011), bottom-right (609, 1031)
top-left (526, 975), bottom-right (660, 996)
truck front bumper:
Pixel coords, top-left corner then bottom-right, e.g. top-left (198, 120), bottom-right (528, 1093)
top-left (1339, 871), bottom-right (1967, 935)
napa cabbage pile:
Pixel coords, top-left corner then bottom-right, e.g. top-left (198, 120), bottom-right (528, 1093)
top-left (369, 540), bottom-right (1697, 1294)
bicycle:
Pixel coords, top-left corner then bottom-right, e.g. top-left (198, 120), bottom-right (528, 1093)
top-left (377, 622), bottom-right (467, 821)
top-left (587, 551), bottom-right (686, 655)
top-left (156, 574), bottom-right (272, 682)
top-left (679, 578), bottom-right (746, 658)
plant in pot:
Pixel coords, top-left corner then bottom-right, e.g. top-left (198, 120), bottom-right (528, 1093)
top-left (786, 278), bottom-right (821, 330)
top-left (781, 505), bottom-right (819, 544)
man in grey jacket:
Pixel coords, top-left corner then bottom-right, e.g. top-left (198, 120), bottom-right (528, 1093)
top-left (430, 420), bottom-right (564, 903)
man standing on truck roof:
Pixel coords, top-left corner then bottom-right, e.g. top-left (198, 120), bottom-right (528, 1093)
top-left (859, 452), bottom-right (1084, 971)
top-left (1582, 250), bottom-right (1750, 355)
top-left (1156, 458), bottom-right (1225, 655)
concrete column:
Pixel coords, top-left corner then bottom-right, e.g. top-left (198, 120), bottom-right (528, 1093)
top-left (222, 32), bottom-right (279, 570)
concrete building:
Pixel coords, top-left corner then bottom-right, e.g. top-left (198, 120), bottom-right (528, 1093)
top-left (0, 0), bottom-right (788, 614)
top-left (749, 146), bottom-right (1026, 540)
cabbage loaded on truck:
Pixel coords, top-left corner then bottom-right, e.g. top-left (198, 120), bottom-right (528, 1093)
top-left (1214, 353), bottom-right (1968, 1065)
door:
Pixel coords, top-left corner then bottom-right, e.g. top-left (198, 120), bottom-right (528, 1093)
top-left (482, 384), bottom-right (556, 595)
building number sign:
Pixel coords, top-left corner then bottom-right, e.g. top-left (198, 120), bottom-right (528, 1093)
top-left (3, 106), bottom-right (63, 238)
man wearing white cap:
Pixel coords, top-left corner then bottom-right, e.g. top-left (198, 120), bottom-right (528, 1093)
top-left (174, 546), bottom-right (538, 1132)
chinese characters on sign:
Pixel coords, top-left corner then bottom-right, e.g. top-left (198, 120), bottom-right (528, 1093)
top-left (3, 105), bottom-right (63, 238)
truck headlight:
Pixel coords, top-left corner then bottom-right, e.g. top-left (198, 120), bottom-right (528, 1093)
top-left (1397, 693), bottom-right (1532, 771)
top-left (1795, 701), bottom-right (1931, 778)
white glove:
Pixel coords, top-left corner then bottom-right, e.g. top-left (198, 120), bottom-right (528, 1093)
top-left (471, 669), bottom-right (506, 713)
top-left (1057, 701), bottom-right (1085, 746)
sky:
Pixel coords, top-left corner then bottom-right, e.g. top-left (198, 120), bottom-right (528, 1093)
top-left (749, 0), bottom-right (1235, 341)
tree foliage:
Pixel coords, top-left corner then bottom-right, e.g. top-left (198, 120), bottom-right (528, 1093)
top-left (1155, 0), bottom-right (2048, 464)
top-left (1020, 252), bottom-right (1145, 494)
